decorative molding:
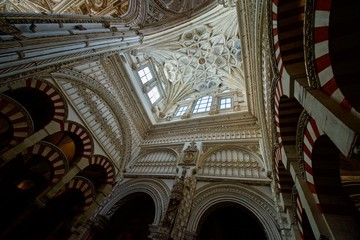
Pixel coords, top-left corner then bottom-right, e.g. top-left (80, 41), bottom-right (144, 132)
top-left (104, 55), bottom-right (150, 137)
top-left (51, 69), bottom-right (132, 170)
top-left (304, 0), bottom-right (320, 89)
top-left (126, 149), bottom-right (178, 176)
top-left (296, 110), bottom-right (310, 179)
top-left (188, 183), bottom-right (281, 239)
top-left (95, 178), bottom-right (171, 225)
top-left (144, 124), bottom-right (261, 145)
top-left (197, 145), bottom-right (267, 179)
top-left (0, 49), bottom-right (126, 84)
top-left (0, 11), bottom-right (136, 24)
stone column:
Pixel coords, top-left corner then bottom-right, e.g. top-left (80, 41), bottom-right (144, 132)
top-left (152, 141), bottom-right (200, 240)
top-left (74, 214), bottom-right (110, 240)
top-left (171, 172), bottom-right (197, 240)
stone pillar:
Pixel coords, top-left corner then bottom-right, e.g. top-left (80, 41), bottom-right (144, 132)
top-left (183, 231), bottom-right (197, 240)
top-left (42, 164), bottom-right (82, 200)
top-left (156, 169), bottom-right (186, 239)
top-left (75, 214), bottom-right (110, 240)
top-left (171, 172), bottom-right (196, 240)
top-left (148, 224), bottom-right (168, 240)
top-left (153, 141), bottom-right (200, 240)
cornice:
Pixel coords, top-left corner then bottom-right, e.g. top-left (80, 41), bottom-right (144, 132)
top-left (149, 111), bottom-right (258, 131)
top-left (195, 177), bottom-right (272, 186)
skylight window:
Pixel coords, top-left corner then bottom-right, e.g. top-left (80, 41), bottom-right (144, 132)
top-left (148, 86), bottom-right (160, 104)
top-left (220, 97), bottom-right (232, 109)
top-left (138, 67), bottom-right (153, 84)
top-left (175, 106), bottom-right (188, 116)
top-left (193, 96), bottom-right (212, 113)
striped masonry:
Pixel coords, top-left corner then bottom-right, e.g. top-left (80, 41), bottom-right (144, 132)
top-left (60, 177), bottom-right (94, 210)
top-left (303, 117), bottom-right (324, 212)
top-left (60, 121), bottom-right (92, 160)
top-left (0, 95), bottom-right (33, 146)
top-left (272, 0), bottom-right (290, 81)
top-left (25, 79), bottom-right (66, 123)
top-left (296, 195), bottom-right (304, 239)
top-left (89, 155), bottom-right (115, 185)
top-left (313, 0), bottom-right (358, 115)
top-left (274, 147), bottom-right (282, 191)
top-left (274, 78), bottom-right (284, 148)
top-left (25, 142), bottom-right (69, 183)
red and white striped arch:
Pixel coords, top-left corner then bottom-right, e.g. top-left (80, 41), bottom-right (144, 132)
top-left (58, 177), bottom-right (94, 211)
top-left (88, 155), bottom-right (115, 185)
top-left (313, 0), bottom-right (359, 116)
top-left (59, 121), bottom-right (93, 161)
top-left (275, 146), bottom-right (294, 193)
top-left (272, 0), bottom-right (291, 82)
top-left (274, 78), bottom-right (284, 149)
top-left (274, 147), bottom-right (282, 192)
top-left (18, 79), bottom-right (67, 123)
top-left (303, 117), bottom-right (324, 211)
top-left (0, 95), bottom-right (33, 147)
top-left (24, 142), bottom-right (69, 183)
top-left (296, 194), bottom-right (304, 239)
top-left (273, 78), bottom-right (289, 191)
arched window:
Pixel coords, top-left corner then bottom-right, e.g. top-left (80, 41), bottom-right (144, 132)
top-left (175, 105), bottom-right (188, 117)
top-left (193, 96), bottom-right (212, 113)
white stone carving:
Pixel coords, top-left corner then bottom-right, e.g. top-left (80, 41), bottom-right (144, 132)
top-left (96, 178), bottom-right (171, 225)
top-left (198, 148), bottom-right (266, 179)
top-left (188, 183), bottom-right (281, 239)
top-left (127, 150), bottom-right (178, 175)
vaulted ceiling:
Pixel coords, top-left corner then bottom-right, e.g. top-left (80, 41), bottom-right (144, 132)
top-left (1, 0), bottom-right (252, 127)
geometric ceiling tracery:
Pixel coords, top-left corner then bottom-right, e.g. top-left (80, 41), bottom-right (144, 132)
top-left (1, 1), bottom-right (250, 126)
top-left (165, 26), bottom-right (242, 92)
top-left (131, 6), bottom-right (246, 119)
